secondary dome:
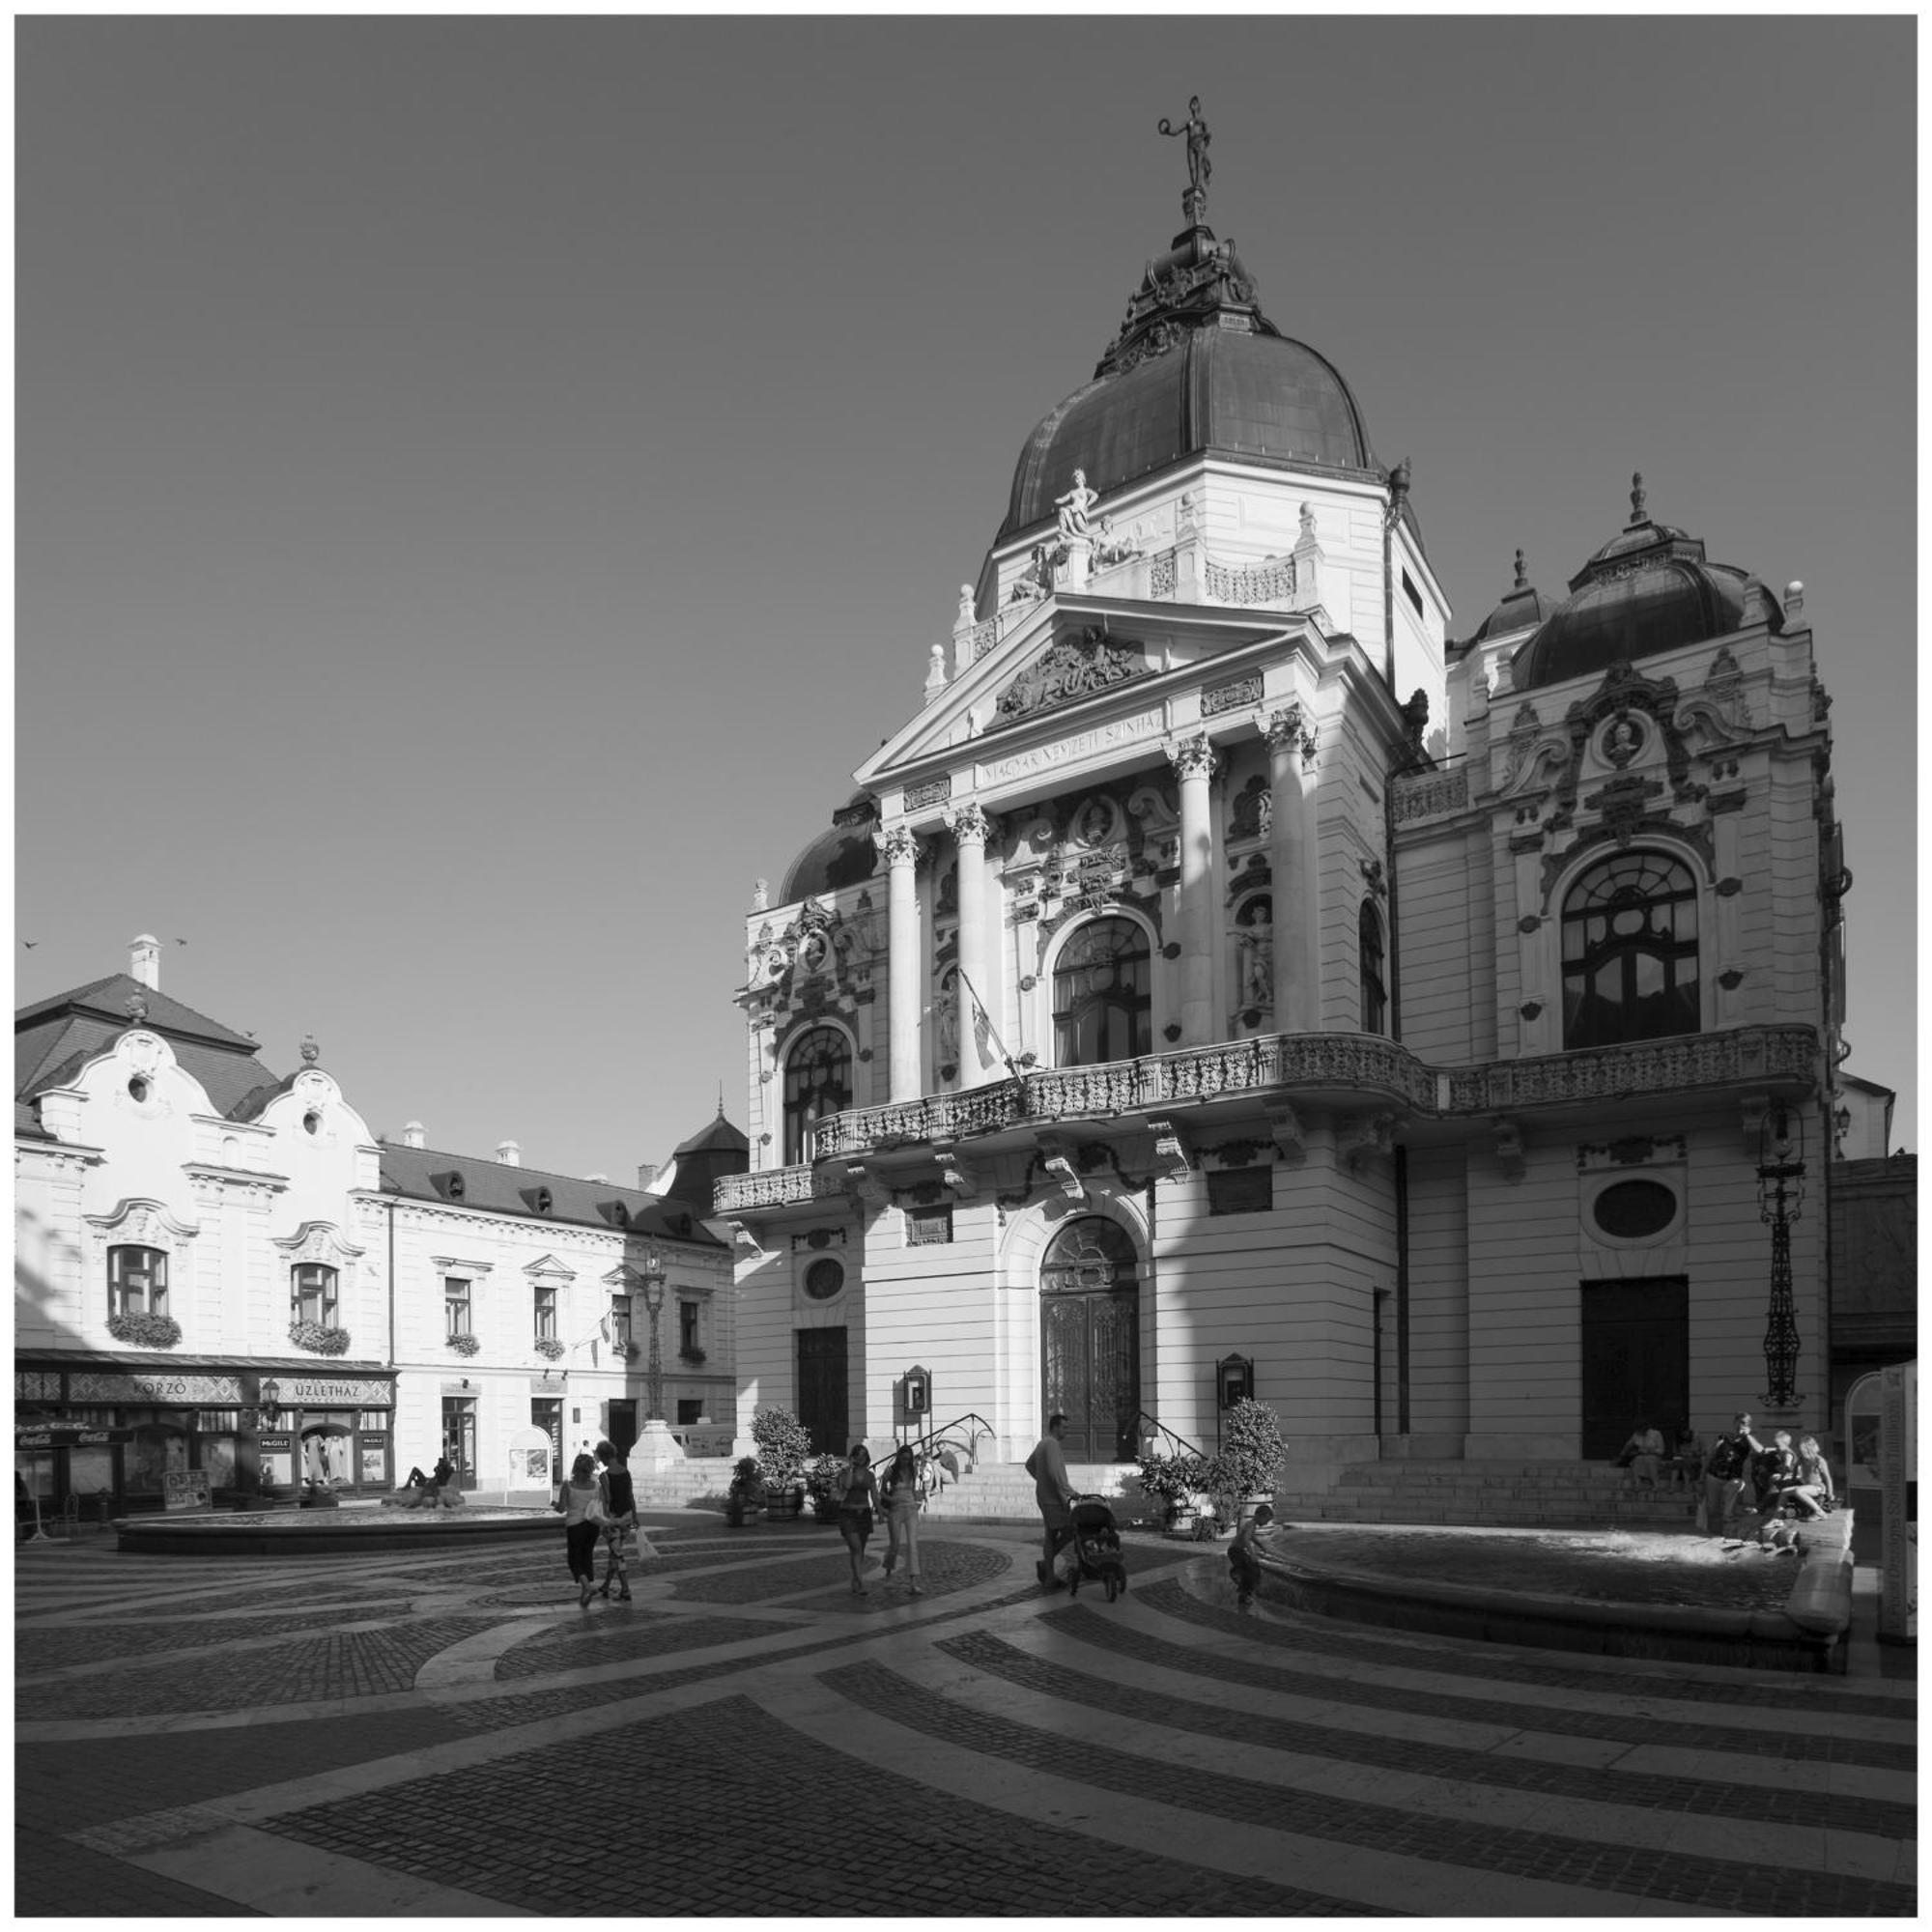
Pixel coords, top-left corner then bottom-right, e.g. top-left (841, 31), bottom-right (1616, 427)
top-left (1513, 476), bottom-right (1783, 692)
top-left (779, 793), bottom-right (878, 904)
top-left (998, 212), bottom-right (1378, 544)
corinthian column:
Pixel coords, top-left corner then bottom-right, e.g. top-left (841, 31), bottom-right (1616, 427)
top-left (1167, 733), bottom-right (1220, 1045)
top-left (943, 802), bottom-right (995, 1087)
top-left (875, 825), bottom-right (923, 1102)
top-left (1265, 706), bottom-right (1319, 1032)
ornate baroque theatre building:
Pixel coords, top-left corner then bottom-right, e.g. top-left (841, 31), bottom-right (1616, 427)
top-left (718, 128), bottom-right (1865, 1482)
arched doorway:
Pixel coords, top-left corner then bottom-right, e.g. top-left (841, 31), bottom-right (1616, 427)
top-left (1039, 1216), bottom-right (1141, 1462)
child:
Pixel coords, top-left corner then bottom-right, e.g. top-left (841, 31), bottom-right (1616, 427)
top-left (1228, 1503), bottom-right (1273, 1610)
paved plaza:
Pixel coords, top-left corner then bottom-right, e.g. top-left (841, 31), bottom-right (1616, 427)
top-left (14, 1512), bottom-right (1916, 1917)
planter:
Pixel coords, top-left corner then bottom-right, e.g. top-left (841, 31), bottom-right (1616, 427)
top-left (724, 1496), bottom-right (764, 1528)
top-left (763, 1485), bottom-right (803, 1520)
top-left (1165, 1507), bottom-right (1200, 1541)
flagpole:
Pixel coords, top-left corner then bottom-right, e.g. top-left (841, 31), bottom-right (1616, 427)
top-left (954, 964), bottom-right (1030, 1110)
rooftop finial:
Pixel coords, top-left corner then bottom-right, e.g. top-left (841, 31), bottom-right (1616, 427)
top-left (1629, 471), bottom-right (1647, 525)
top-left (1513, 548), bottom-right (1527, 590)
top-left (1158, 96), bottom-right (1211, 221)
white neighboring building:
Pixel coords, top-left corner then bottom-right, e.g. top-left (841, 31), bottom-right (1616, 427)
top-left (14, 941), bottom-right (742, 1513)
top-left (716, 141), bottom-right (1881, 1482)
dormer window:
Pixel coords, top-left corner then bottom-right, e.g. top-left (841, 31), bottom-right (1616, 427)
top-left (533, 1187), bottom-right (554, 1215)
top-left (444, 1172), bottom-right (467, 1201)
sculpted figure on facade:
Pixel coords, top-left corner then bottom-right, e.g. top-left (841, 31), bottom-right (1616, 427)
top-left (1055, 469), bottom-right (1099, 544)
top-left (1157, 95), bottom-right (1211, 198)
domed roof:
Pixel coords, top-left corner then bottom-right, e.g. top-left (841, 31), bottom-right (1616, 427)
top-left (1468, 550), bottom-right (1559, 644)
top-left (997, 213), bottom-right (1378, 544)
top-left (1512, 476), bottom-right (1782, 692)
top-left (778, 793), bottom-right (878, 905)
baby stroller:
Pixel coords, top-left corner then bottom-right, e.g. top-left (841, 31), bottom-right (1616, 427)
top-left (1053, 1495), bottom-right (1128, 1602)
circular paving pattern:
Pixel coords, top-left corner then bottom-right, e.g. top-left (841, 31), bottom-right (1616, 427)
top-left (15, 1515), bottom-right (1915, 1918)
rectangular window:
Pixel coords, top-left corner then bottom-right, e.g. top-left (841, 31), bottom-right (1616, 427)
top-left (679, 1300), bottom-right (699, 1352)
top-left (444, 1277), bottom-right (471, 1339)
top-left (533, 1283), bottom-right (557, 1341)
top-left (292, 1264), bottom-right (338, 1325)
top-left (676, 1399), bottom-right (702, 1427)
top-left (1402, 567), bottom-right (1424, 617)
top-left (907, 1204), bottom-right (954, 1245)
top-left (195, 1409), bottom-right (242, 1433)
top-left (109, 1245), bottom-right (168, 1317)
top-left (609, 1295), bottom-right (632, 1349)
top-left (357, 1410), bottom-right (389, 1432)
top-left (1207, 1166), bottom-right (1273, 1216)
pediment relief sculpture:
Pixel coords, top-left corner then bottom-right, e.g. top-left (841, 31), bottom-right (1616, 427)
top-left (992, 627), bottom-right (1149, 724)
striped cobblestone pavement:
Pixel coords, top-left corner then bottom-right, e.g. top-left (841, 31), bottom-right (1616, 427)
top-left (14, 1512), bottom-right (1915, 1916)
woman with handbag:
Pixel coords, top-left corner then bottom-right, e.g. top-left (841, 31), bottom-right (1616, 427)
top-left (837, 1443), bottom-right (881, 1597)
top-left (880, 1444), bottom-right (923, 1596)
top-left (555, 1452), bottom-right (606, 1607)
top-left (594, 1439), bottom-right (637, 1602)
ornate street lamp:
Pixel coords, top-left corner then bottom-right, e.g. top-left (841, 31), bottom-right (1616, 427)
top-left (639, 1246), bottom-right (668, 1425)
top-left (1756, 1103), bottom-right (1805, 1410)
top-left (257, 1377), bottom-right (282, 1428)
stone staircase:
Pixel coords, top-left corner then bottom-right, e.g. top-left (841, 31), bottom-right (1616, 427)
top-left (1272, 1460), bottom-right (1703, 1529)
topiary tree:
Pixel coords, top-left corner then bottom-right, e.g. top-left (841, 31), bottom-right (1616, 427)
top-left (751, 1406), bottom-right (811, 1492)
top-left (1216, 1397), bottom-right (1286, 1500)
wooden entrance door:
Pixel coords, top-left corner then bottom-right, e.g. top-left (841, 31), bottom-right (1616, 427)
top-left (797, 1327), bottom-right (848, 1456)
top-left (1579, 1278), bottom-right (1689, 1460)
top-left (1039, 1216), bottom-right (1141, 1463)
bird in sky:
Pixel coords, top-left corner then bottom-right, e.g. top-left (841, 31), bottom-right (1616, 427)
top-left (22, 940), bottom-right (37, 949)
top-left (175, 938), bottom-right (188, 945)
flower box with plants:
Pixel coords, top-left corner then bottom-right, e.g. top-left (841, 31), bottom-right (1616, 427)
top-left (106, 1310), bottom-right (183, 1350)
top-left (445, 1332), bottom-right (481, 1358)
top-left (288, 1319), bottom-right (351, 1356)
top-left (533, 1336), bottom-right (566, 1361)
top-left (679, 1345), bottom-right (707, 1366)
top-left (724, 1456), bottom-right (765, 1527)
top-left (752, 1405), bottom-right (811, 1517)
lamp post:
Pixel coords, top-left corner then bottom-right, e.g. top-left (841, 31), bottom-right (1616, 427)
top-left (640, 1246), bottom-right (667, 1426)
top-left (257, 1377), bottom-right (282, 1429)
top-left (1756, 1102), bottom-right (1805, 1411)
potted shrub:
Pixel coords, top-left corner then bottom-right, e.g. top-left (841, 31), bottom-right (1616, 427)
top-left (1136, 1448), bottom-right (1208, 1533)
top-left (106, 1310), bottom-right (183, 1350)
top-left (1216, 1398), bottom-right (1286, 1525)
top-left (752, 1406), bottom-right (811, 1518)
top-left (724, 1456), bottom-right (764, 1527)
top-left (533, 1336), bottom-right (565, 1361)
top-left (805, 1453), bottom-right (847, 1522)
top-left (289, 1319), bottom-right (351, 1357)
top-left (446, 1332), bottom-right (481, 1358)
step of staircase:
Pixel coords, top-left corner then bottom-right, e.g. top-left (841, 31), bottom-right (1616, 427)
top-left (1270, 1460), bottom-right (1703, 1528)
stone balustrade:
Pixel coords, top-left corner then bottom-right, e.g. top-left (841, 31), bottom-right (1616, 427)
top-left (716, 1024), bottom-right (1818, 1206)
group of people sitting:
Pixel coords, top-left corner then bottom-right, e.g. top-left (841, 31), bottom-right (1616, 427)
top-left (382, 1457), bottom-right (464, 1510)
top-left (1618, 1412), bottom-right (1835, 1544)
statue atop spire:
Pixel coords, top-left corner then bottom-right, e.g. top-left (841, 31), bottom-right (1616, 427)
top-left (1158, 96), bottom-right (1211, 222)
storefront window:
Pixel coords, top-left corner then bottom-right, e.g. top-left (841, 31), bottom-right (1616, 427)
top-left (301, 1415), bottom-right (355, 1487)
top-left (199, 1435), bottom-right (239, 1490)
top-left (125, 1425), bottom-right (186, 1494)
top-left (358, 1437), bottom-right (388, 1485)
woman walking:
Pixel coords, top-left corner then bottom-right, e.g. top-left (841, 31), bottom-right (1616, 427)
top-left (555, 1452), bottom-right (604, 1607)
top-left (837, 1443), bottom-right (882, 1597)
top-left (594, 1439), bottom-right (637, 1601)
top-left (880, 1445), bottom-right (923, 1596)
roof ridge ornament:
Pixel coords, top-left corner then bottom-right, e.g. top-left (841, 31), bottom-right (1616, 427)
top-left (1514, 548), bottom-right (1528, 591)
top-left (1158, 96), bottom-right (1211, 224)
top-left (1629, 470), bottom-right (1648, 527)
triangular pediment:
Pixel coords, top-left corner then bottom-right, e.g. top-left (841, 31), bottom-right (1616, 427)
top-left (857, 596), bottom-right (1294, 791)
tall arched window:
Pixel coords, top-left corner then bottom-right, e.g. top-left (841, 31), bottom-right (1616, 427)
top-left (1052, 917), bottom-right (1151, 1067)
top-left (1560, 851), bottom-right (1700, 1049)
top-left (1358, 901), bottom-right (1387, 1035)
top-left (782, 1025), bottom-right (851, 1164)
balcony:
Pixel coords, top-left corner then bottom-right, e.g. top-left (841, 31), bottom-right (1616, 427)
top-left (713, 1024), bottom-right (1820, 1214)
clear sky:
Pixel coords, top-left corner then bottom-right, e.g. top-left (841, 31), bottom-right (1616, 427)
top-left (16, 15), bottom-right (1917, 1179)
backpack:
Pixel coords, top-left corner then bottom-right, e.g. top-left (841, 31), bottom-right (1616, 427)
top-left (1706, 1435), bottom-right (1746, 1482)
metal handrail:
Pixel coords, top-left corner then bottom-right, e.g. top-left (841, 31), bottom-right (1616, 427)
top-left (1132, 1411), bottom-right (1207, 1463)
top-left (886, 1411), bottom-right (997, 1502)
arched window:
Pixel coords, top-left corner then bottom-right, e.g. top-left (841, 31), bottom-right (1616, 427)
top-left (1358, 901), bottom-right (1387, 1036)
top-left (782, 1026), bottom-right (851, 1165)
top-left (1560, 851), bottom-right (1700, 1049)
top-left (1052, 917), bottom-right (1151, 1067)
top-left (108, 1245), bottom-right (168, 1318)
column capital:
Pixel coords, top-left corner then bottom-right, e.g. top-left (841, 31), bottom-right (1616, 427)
top-left (1166, 732), bottom-right (1219, 783)
top-left (1265, 704), bottom-right (1319, 765)
top-left (942, 801), bottom-right (995, 847)
top-left (874, 824), bottom-right (922, 868)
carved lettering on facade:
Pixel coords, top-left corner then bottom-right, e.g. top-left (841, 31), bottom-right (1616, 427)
top-left (976, 709), bottom-right (1166, 788)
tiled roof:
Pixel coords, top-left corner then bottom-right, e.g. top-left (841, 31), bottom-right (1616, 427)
top-left (673, 1113), bottom-right (749, 1156)
top-left (15, 973), bottom-right (259, 1050)
top-left (378, 1144), bottom-right (724, 1248)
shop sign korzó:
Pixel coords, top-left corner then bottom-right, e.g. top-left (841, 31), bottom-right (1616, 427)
top-left (65, 1372), bottom-right (246, 1405)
